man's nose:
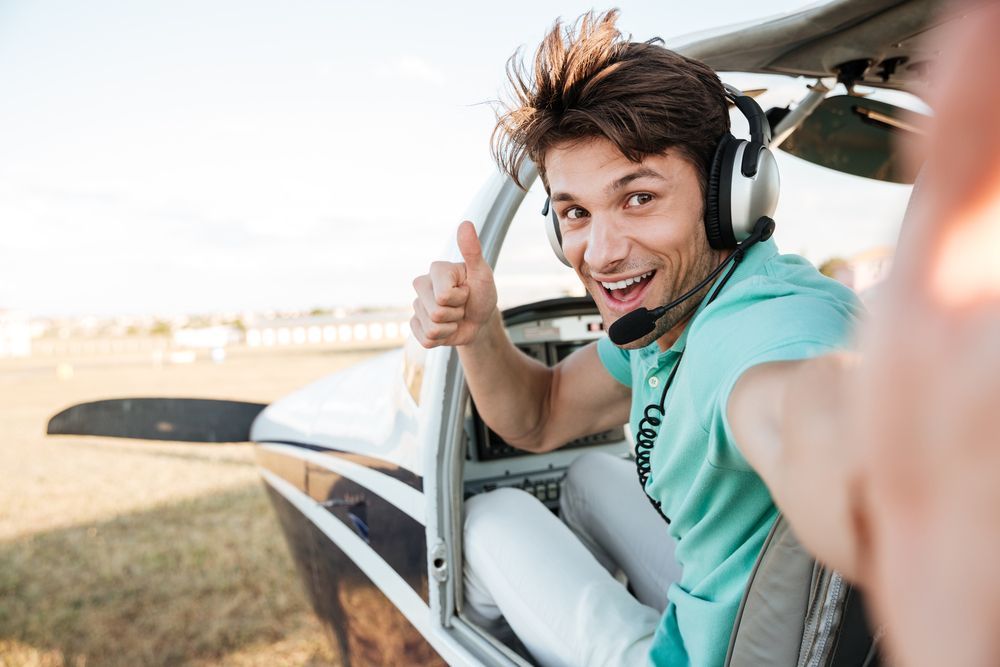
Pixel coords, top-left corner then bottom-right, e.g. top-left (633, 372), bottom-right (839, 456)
top-left (583, 216), bottom-right (629, 272)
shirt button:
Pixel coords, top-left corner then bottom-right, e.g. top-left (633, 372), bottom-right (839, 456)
top-left (648, 376), bottom-right (659, 388)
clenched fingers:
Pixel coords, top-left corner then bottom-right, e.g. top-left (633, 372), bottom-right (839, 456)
top-left (429, 261), bottom-right (471, 308)
top-left (411, 298), bottom-right (459, 347)
top-left (413, 273), bottom-right (467, 323)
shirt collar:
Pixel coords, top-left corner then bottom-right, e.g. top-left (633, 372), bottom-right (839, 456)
top-left (639, 237), bottom-right (778, 366)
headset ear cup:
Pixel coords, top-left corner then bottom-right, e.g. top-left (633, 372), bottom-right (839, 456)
top-left (545, 206), bottom-right (572, 267)
top-left (705, 134), bottom-right (735, 250)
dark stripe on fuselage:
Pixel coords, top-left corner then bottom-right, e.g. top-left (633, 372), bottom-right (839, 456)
top-left (255, 439), bottom-right (423, 490)
top-left (255, 444), bottom-right (430, 604)
top-left (264, 485), bottom-right (446, 667)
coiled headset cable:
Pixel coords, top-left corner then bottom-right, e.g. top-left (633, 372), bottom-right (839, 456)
top-left (633, 218), bottom-right (773, 524)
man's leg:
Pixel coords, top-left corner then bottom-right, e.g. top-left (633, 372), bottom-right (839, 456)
top-left (560, 451), bottom-right (682, 612)
top-left (463, 487), bottom-right (660, 667)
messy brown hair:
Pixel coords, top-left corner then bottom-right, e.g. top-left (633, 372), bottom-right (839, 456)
top-left (492, 9), bottom-right (730, 192)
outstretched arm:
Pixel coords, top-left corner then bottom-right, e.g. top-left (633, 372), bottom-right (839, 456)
top-left (728, 3), bottom-right (1000, 665)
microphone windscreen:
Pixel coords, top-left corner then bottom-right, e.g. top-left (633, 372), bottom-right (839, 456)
top-left (608, 308), bottom-right (656, 345)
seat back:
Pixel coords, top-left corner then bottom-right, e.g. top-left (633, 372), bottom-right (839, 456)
top-left (725, 515), bottom-right (882, 667)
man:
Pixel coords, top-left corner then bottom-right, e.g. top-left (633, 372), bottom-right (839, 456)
top-left (411, 11), bottom-right (860, 666)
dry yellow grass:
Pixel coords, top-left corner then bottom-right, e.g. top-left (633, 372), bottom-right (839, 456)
top-left (0, 345), bottom-right (383, 666)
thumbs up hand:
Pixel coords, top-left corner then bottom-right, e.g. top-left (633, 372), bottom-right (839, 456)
top-left (411, 221), bottom-right (499, 348)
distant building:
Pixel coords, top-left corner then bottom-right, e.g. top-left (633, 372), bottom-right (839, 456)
top-left (0, 310), bottom-right (32, 358)
top-left (245, 311), bottom-right (410, 349)
top-left (173, 325), bottom-right (241, 349)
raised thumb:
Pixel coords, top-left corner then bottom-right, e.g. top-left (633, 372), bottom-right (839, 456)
top-left (457, 221), bottom-right (488, 274)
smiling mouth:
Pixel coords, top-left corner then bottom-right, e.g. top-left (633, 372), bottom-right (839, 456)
top-left (600, 270), bottom-right (655, 302)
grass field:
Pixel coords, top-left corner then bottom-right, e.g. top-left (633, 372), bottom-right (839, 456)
top-left (1, 345), bottom-right (383, 666)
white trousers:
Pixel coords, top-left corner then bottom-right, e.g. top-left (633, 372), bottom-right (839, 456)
top-left (463, 452), bottom-right (683, 667)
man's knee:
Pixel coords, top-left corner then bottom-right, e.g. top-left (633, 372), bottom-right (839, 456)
top-left (560, 451), bottom-right (620, 518)
top-left (465, 487), bottom-right (541, 550)
top-left (566, 451), bottom-right (619, 489)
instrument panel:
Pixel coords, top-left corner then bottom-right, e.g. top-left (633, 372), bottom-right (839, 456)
top-left (471, 337), bottom-right (625, 461)
top-left (463, 297), bottom-right (631, 508)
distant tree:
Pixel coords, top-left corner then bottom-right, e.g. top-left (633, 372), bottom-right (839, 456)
top-left (818, 257), bottom-right (855, 289)
top-left (150, 320), bottom-right (172, 337)
top-left (818, 257), bottom-right (848, 278)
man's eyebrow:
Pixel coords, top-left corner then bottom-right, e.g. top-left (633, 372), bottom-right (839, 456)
top-left (606, 167), bottom-right (666, 195)
top-left (549, 167), bottom-right (666, 204)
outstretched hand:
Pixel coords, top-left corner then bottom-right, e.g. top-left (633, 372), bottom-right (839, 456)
top-left (852, 5), bottom-right (1000, 664)
top-left (410, 221), bottom-right (499, 348)
top-left (781, 5), bottom-right (1000, 665)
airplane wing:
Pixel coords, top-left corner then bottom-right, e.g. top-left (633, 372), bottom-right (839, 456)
top-left (674, 0), bottom-right (946, 94)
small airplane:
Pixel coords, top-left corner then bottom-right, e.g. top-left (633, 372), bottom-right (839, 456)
top-left (47, 0), bottom-right (956, 664)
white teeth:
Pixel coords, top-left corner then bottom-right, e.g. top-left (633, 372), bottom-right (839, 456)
top-left (600, 271), bottom-right (652, 291)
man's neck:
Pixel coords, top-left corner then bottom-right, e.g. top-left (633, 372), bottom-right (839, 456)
top-left (654, 247), bottom-right (730, 352)
top-left (655, 311), bottom-right (696, 352)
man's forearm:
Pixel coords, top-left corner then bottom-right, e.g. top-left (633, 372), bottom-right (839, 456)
top-left (458, 309), bottom-right (557, 452)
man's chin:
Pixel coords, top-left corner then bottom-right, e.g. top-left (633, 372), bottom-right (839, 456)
top-left (611, 329), bottom-right (660, 350)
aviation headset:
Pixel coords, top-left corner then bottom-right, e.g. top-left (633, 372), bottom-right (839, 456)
top-left (542, 84), bottom-right (780, 265)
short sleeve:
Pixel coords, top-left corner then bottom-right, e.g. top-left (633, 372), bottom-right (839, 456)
top-left (690, 278), bottom-right (862, 470)
top-left (597, 335), bottom-right (632, 386)
top-left (719, 339), bottom-right (843, 465)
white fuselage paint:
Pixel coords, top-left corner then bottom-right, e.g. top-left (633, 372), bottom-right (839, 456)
top-left (251, 349), bottom-right (427, 476)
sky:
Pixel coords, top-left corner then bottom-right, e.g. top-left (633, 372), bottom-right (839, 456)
top-left (0, 0), bottom-right (915, 317)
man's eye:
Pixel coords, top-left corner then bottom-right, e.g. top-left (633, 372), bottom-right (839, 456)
top-left (565, 207), bottom-right (588, 220)
top-left (626, 193), bottom-right (654, 207)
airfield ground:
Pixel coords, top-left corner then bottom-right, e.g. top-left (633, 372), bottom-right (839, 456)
top-left (0, 344), bottom-right (385, 666)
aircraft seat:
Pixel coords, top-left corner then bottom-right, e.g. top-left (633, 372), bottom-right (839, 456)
top-left (724, 515), bottom-right (882, 666)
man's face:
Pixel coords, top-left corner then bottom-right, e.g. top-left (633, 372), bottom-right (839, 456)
top-left (544, 137), bottom-right (724, 349)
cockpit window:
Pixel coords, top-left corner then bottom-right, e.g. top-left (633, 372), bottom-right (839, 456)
top-left (493, 178), bottom-right (587, 309)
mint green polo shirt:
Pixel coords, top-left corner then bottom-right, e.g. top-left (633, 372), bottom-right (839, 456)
top-left (597, 238), bottom-right (861, 667)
